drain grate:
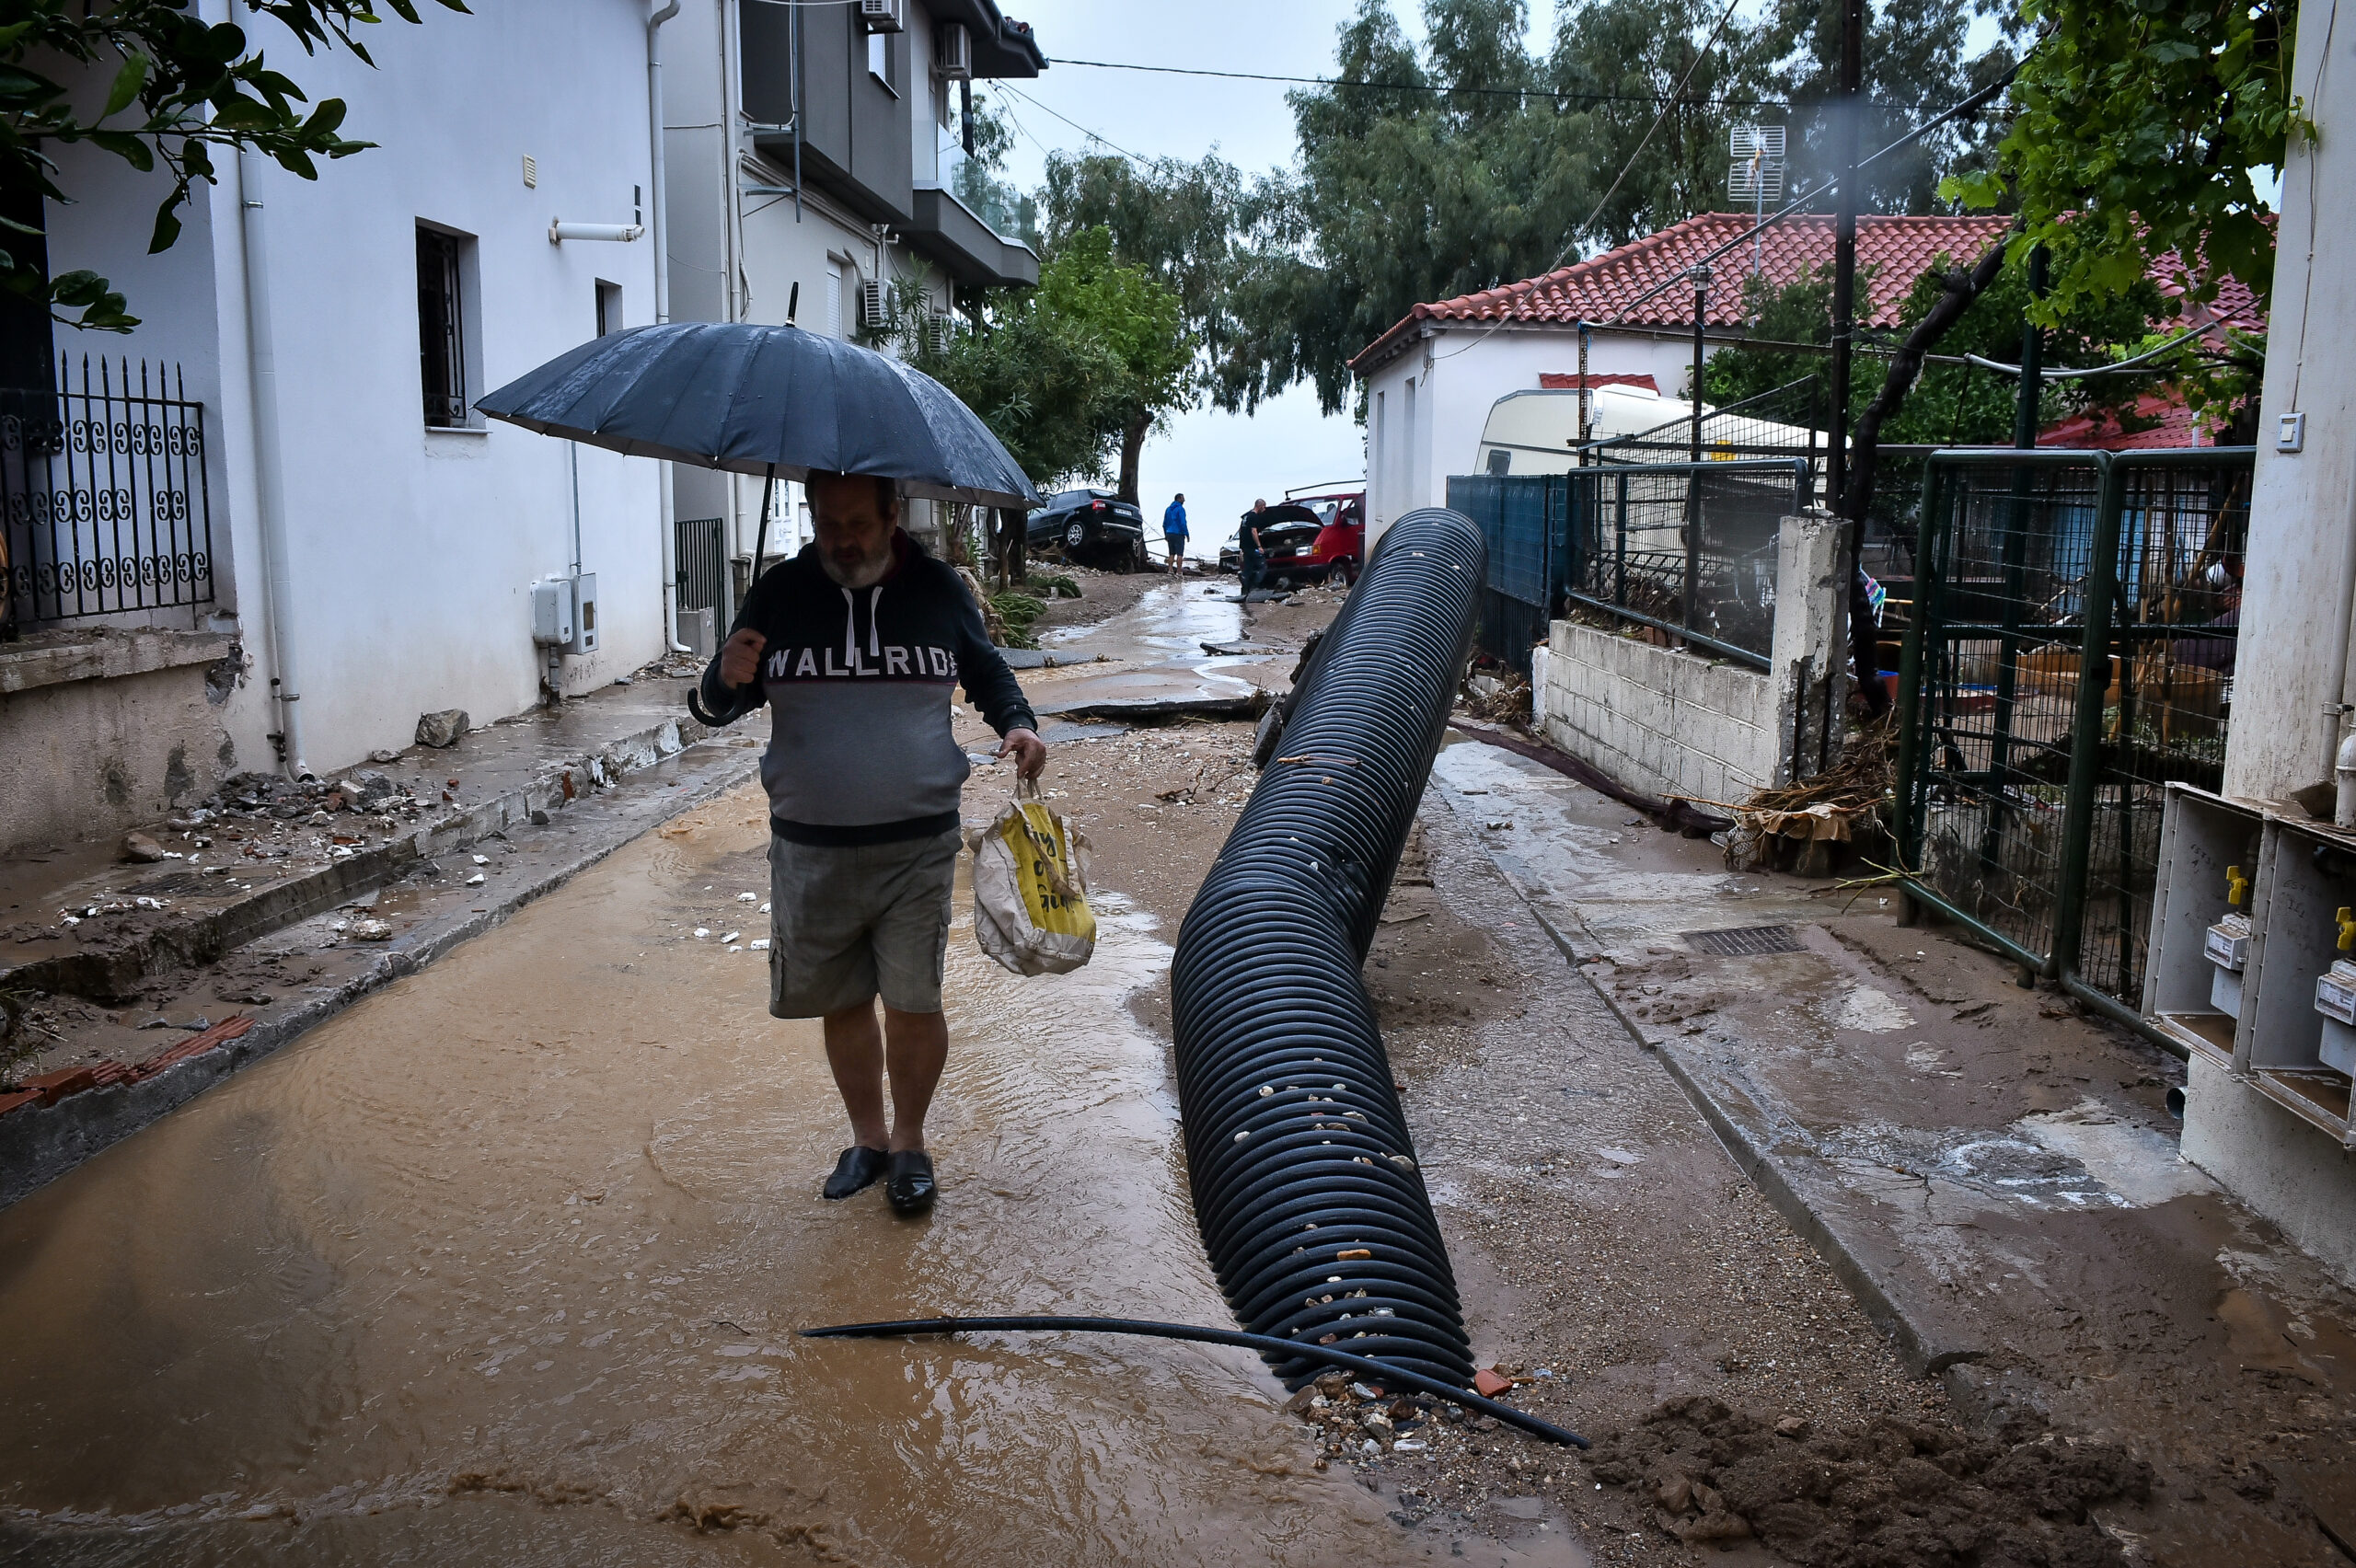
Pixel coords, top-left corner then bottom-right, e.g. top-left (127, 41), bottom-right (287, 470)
top-left (1682, 924), bottom-right (1804, 957)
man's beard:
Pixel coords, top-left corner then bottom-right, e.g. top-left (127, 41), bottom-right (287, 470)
top-left (819, 536), bottom-right (894, 589)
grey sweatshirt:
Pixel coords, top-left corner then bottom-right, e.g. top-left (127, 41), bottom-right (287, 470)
top-left (700, 532), bottom-right (1036, 845)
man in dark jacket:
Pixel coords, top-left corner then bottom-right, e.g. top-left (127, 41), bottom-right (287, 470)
top-left (705, 470), bottom-right (1045, 1216)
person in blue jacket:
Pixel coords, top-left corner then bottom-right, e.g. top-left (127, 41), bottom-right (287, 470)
top-left (1161, 492), bottom-right (1189, 577)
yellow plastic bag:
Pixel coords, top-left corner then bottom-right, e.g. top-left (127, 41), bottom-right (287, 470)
top-left (967, 781), bottom-right (1096, 975)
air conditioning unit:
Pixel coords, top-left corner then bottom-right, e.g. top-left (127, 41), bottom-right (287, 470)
top-left (935, 21), bottom-right (972, 79)
top-left (859, 278), bottom-right (887, 329)
top-left (926, 311), bottom-right (954, 354)
top-left (859, 0), bottom-right (905, 33)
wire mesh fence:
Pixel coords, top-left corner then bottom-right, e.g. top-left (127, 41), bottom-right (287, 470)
top-left (1896, 447), bottom-right (2254, 1011)
top-left (1561, 460), bottom-right (1810, 669)
top-left (2070, 454), bottom-right (2249, 1004)
top-left (1448, 460), bottom-right (1812, 674)
top-left (2, 357), bottom-right (213, 636)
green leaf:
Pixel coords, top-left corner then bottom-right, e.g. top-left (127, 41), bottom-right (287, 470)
top-left (103, 51), bottom-right (150, 119)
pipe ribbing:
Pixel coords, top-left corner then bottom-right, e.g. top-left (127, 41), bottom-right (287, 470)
top-left (1171, 507), bottom-right (1485, 1389)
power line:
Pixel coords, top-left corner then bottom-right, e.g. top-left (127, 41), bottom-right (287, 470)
top-left (1431, 0), bottom-right (1750, 365)
top-left (997, 82), bottom-right (1152, 166)
top-left (1045, 55), bottom-right (1989, 116)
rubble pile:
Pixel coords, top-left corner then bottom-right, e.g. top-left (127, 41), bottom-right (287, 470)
top-left (1287, 1369), bottom-right (1483, 1469)
top-left (1586, 1395), bottom-right (2150, 1562)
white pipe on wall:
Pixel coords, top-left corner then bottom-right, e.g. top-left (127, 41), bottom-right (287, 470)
top-left (647, 0), bottom-right (689, 654)
top-left (236, 146), bottom-right (311, 781)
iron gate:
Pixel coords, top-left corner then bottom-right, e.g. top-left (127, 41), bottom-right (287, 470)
top-left (675, 515), bottom-right (726, 617)
top-left (1895, 446), bottom-right (2253, 1024)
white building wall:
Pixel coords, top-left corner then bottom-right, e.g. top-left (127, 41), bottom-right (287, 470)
top-left (2225, 0), bottom-right (2356, 806)
top-left (1360, 323), bottom-right (1709, 545)
top-left (37, 0), bottom-right (664, 784)
top-left (2181, 0), bottom-right (2356, 1290)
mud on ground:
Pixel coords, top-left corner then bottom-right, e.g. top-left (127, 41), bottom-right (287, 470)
top-left (954, 699), bottom-right (2120, 1566)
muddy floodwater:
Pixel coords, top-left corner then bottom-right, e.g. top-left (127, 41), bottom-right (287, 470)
top-left (0, 789), bottom-right (1582, 1567)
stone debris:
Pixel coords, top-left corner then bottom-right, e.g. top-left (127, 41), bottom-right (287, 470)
top-left (349, 918), bottom-right (395, 942)
top-left (415, 709), bottom-right (471, 748)
top-left (1587, 1396), bottom-right (2151, 1562)
top-left (121, 832), bottom-right (167, 863)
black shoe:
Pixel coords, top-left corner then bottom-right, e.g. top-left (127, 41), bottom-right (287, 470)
top-left (824, 1146), bottom-right (889, 1201)
top-left (884, 1149), bottom-right (936, 1216)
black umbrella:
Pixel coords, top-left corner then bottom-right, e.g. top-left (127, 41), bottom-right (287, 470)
top-left (475, 319), bottom-right (1040, 511)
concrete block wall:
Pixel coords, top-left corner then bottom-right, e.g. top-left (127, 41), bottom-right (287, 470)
top-left (1537, 512), bottom-right (1847, 806)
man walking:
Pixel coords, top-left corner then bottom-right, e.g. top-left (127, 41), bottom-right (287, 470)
top-left (1238, 498), bottom-right (1269, 600)
top-left (1161, 492), bottom-right (1189, 577)
top-left (706, 470), bottom-right (1046, 1216)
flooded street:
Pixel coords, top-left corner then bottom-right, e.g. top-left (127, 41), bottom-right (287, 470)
top-left (0, 785), bottom-right (1580, 1567)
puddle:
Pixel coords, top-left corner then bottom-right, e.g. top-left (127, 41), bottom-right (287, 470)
top-left (1828, 986), bottom-right (1913, 1033)
top-left (0, 787), bottom-right (1540, 1566)
top-left (2017, 1099), bottom-right (2216, 1208)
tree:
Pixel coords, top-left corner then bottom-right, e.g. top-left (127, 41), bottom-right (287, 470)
top-left (903, 229), bottom-right (1188, 497)
top-left (2, 0), bottom-right (468, 336)
top-left (1943, 0), bottom-right (2300, 329)
top-left (1219, 0), bottom-right (2002, 417)
top-left (1042, 149), bottom-right (1245, 496)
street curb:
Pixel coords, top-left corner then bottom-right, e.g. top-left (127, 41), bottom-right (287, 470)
top-left (1, 714), bottom-right (722, 1002)
top-left (1425, 782), bottom-right (1992, 1408)
top-left (0, 734), bottom-right (761, 1212)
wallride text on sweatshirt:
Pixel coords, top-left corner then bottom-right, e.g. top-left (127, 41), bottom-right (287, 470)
top-left (700, 531), bottom-right (1036, 846)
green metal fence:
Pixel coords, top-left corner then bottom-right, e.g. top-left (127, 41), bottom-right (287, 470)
top-left (1894, 446), bottom-right (2254, 1031)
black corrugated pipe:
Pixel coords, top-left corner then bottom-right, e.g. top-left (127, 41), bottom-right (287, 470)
top-left (800, 510), bottom-right (1592, 1445)
top-left (1171, 507), bottom-right (1485, 1390)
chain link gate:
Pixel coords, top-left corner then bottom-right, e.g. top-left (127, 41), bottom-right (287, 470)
top-left (1894, 447), bottom-right (2254, 1032)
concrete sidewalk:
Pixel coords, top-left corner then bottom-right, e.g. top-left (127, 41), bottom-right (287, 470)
top-left (0, 674), bottom-right (768, 1206)
top-left (1431, 729), bottom-right (2356, 1566)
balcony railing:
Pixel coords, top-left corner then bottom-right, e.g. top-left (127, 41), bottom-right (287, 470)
top-left (1, 356), bottom-right (214, 635)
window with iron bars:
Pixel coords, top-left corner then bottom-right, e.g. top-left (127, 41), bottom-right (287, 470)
top-left (418, 226), bottom-right (468, 428)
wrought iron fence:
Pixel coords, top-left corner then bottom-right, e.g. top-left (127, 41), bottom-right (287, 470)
top-left (1894, 447), bottom-right (2253, 1027)
top-left (2, 357), bottom-right (213, 635)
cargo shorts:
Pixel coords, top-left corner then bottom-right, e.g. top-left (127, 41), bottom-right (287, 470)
top-left (767, 828), bottom-right (961, 1018)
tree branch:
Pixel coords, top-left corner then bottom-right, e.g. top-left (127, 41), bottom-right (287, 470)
top-left (1843, 226), bottom-right (2016, 525)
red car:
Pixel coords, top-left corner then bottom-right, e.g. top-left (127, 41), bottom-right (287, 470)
top-left (1221, 490), bottom-right (1367, 587)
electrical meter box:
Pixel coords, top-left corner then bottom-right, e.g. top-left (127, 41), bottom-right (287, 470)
top-left (2319, 958), bottom-right (2356, 1076)
top-left (2206, 912), bottom-right (2252, 1019)
top-left (531, 577), bottom-right (575, 647)
top-left (565, 572), bottom-right (598, 655)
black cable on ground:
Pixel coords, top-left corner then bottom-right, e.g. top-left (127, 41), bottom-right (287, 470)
top-left (1172, 508), bottom-right (1487, 1391)
top-left (800, 1315), bottom-right (1588, 1447)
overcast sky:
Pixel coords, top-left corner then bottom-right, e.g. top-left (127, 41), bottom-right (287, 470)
top-left (986, 2), bottom-right (1495, 548)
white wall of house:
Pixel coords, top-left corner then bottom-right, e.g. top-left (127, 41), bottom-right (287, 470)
top-left (664, 0), bottom-right (959, 571)
top-left (32, 0), bottom-right (664, 794)
top-left (1359, 323), bottom-right (1710, 545)
top-left (2179, 0), bottom-right (2356, 1288)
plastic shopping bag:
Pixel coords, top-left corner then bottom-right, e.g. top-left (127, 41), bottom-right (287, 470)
top-left (967, 781), bottom-right (1096, 975)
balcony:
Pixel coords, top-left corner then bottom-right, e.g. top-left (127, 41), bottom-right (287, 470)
top-left (906, 158), bottom-right (1038, 288)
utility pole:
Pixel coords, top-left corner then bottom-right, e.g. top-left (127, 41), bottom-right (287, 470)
top-left (1827, 0), bottom-right (1865, 520)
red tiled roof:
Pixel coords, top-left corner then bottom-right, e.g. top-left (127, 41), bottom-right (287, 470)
top-left (1538, 373), bottom-right (1659, 391)
top-left (1350, 213), bottom-right (2268, 373)
top-left (2039, 391), bottom-right (2223, 451)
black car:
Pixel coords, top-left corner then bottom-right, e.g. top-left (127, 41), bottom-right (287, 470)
top-left (1026, 489), bottom-right (1149, 570)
